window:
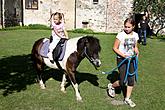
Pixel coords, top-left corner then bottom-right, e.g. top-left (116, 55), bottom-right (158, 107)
top-left (93, 0), bottom-right (98, 4)
top-left (25, 0), bottom-right (38, 9)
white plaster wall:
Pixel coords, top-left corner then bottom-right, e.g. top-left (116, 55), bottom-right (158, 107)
top-left (23, 0), bottom-right (75, 30)
top-left (23, 0), bottom-right (50, 26)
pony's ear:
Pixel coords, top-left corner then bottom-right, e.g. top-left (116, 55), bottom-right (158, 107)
top-left (77, 37), bottom-right (88, 51)
top-left (84, 38), bottom-right (89, 47)
top-left (84, 38), bottom-right (88, 43)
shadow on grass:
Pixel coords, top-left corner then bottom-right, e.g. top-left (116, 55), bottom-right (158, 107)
top-left (158, 37), bottom-right (165, 42)
top-left (42, 70), bottom-right (99, 89)
top-left (0, 54), bottom-right (36, 96)
top-left (0, 54), bottom-right (99, 96)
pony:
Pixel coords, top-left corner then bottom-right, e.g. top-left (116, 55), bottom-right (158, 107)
top-left (31, 35), bottom-right (101, 101)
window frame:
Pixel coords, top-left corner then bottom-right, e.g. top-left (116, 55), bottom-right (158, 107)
top-left (25, 0), bottom-right (38, 10)
top-left (93, 0), bottom-right (99, 4)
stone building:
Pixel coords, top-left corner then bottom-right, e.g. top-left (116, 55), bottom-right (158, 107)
top-left (0, 0), bottom-right (134, 33)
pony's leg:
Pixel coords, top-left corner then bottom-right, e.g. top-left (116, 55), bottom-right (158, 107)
top-left (60, 74), bottom-right (67, 93)
top-left (66, 54), bottom-right (82, 101)
top-left (67, 71), bottom-right (82, 101)
top-left (32, 38), bottom-right (46, 89)
top-left (71, 81), bottom-right (82, 101)
top-left (38, 75), bottom-right (45, 89)
top-left (36, 63), bottom-right (46, 89)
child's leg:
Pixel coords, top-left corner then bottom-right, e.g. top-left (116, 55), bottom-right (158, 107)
top-left (107, 58), bottom-right (125, 98)
top-left (126, 86), bottom-right (133, 99)
top-left (139, 29), bottom-right (143, 43)
top-left (47, 38), bottom-right (60, 61)
top-left (47, 42), bottom-right (54, 61)
top-left (143, 30), bottom-right (147, 45)
top-left (117, 58), bottom-right (127, 87)
top-left (124, 59), bottom-right (136, 107)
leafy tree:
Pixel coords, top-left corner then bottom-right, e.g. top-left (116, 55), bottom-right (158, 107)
top-left (133, 0), bottom-right (165, 36)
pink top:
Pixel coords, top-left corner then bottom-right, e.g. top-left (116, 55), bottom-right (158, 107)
top-left (51, 22), bottom-right (65, 38)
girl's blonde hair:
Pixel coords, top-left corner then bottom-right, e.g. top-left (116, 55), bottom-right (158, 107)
top-left (49, 12), bottom-right (64, 22)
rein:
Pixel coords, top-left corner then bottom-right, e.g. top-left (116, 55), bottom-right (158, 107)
top-left (83, 46), bottom-right (98, 70)
top-left (98, 55), bottom-right (138, 83)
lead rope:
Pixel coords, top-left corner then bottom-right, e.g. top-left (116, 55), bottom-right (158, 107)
top-left (98, 55), bottom-right (138, 82)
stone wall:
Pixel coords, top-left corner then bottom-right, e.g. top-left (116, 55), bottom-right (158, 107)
top-left (76, 0), bottom-right (133, 33)
top-left (106, 0), bottom-right (133, 32)
top-left (76, 0), bottom-right (107, 32)
top-left (23, 0), bottom-right (134, 33)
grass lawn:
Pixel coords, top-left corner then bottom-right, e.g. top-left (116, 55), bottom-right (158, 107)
top-left (0, 29), bottom-right (165, 110)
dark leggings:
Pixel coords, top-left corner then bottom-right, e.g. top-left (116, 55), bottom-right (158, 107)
top-left (117, 57), bottom-right (135, 86)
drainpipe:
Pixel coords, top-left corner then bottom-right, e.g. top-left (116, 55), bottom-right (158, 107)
top-left (21, 0), bottom-right (24, 26)
top-left (50, 0), bottom-right (52, 15)
top-left (74, 0), bottom-right (76, 29)
top-left (0, 0), bottom-right (2, 28)
top-left (1, 0), bottom-right (5, 28)
top-left (105, 0), bottom-right (108, 32)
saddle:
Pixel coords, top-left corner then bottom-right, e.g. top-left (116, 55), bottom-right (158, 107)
top-left (40, 38), bottom-right (68, 61)
top-left (53, 38), bottom-right (68, 61)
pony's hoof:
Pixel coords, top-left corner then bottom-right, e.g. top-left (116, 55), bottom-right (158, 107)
top-left (40, 85), bottom-right (46, 89)
top-left (76, 97), bottom-right (83, 102)
top-left (61, 89), bottom-right (67, 93)
top-left (77, 99), bottom-right (83, 102)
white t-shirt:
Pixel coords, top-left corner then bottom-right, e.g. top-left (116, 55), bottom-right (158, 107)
top-left (116, 31), bottom-right (139, 57)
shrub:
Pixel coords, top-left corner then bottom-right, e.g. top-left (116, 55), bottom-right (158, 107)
top-left (1, 24), bottom-right (50, 31)
top-left (71, 28), bottom-right (94, 34)
top-left (2, 26), bottom-right (27, 30)
top-left (28, 24), bottom-right (49, 30)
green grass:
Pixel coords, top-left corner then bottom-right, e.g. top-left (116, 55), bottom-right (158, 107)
top-left (0, 30), bottom-right (165, 110)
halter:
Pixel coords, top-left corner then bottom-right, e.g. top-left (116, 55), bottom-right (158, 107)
top-left (83, 46), bottom-right (98, 70)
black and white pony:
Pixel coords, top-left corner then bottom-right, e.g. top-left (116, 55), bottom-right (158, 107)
top-left (31, 35), bottom-right (101, 101)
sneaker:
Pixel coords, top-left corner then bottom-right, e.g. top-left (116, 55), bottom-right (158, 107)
top-left (107, 83), bottom-right (115, 98)
top-left (124, 98), bottom-right (136, 107)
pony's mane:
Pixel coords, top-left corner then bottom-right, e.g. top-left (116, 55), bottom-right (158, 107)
top-left (77, 35), bottom-right (101, 53)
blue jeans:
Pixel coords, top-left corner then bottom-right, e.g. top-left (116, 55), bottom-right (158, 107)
top-left (139, 29), bottom-right (147, 44)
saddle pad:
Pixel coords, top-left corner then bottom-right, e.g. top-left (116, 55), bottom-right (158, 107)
top-left (40, 38), bottom-right (50, 57)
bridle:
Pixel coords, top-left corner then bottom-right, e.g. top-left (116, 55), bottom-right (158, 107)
top-left (83, 46), bottom-right (99, 70)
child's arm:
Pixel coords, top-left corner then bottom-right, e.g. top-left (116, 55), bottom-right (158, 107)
top-left (134, 43), bottom-right (139, 56)
top-left (49, 13), bottom-right (54, 29)
top-left (64, 29), bottom-right (68, 39)
top-left (61, 13), bottom-right (65, 23)
top-left (113, 39), bottom-right (126, 58)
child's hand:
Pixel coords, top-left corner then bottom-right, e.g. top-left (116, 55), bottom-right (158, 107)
top-left (134, 47), bottom-right (139, 57)
top-left (124, 54), bottom-right (130, 58)
top-left (124, 54), bottom-right (133, 60)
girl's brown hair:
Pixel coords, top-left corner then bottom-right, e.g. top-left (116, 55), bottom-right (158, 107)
top-left (124, 18), bottom-right (136, 26)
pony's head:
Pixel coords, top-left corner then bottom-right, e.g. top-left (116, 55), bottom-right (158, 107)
top-left (77, 36), bottom-right (101, 69)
